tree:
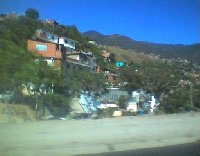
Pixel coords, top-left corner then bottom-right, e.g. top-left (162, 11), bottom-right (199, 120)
top-left (66, 70), bottom-right (107, 96)
top-left (109, 53), bottom-right (116, 63)
top-left (42, 94), bottom-right (71, 117)
top-left (120, 61), bottom-right (181, 95)
top-left (0, 39), bottom-right (37, 93)
top-left (25, 8), bottom-right (39, 19)
top-left (118, 95), bottom-right (126, 109)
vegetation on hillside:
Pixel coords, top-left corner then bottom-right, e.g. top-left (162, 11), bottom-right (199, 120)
top-left (99, 45), bottom-right (200, 112)
top-left (0, 9), bottom-right (106, 117)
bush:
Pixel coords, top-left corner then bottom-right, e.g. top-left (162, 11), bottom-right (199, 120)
top-left (123, 111), bottom-right (137, 116)
top-left (42, 94), bottom-right (71, 117)
top-left (97, 108), bottom-right (117, 118)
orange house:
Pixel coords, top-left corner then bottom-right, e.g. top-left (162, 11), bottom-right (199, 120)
top-left (27, 39), bottom-right (62, 59)
top-left (27, 39), bottom-right (63, 69)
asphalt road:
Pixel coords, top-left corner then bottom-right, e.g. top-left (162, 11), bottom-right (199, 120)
top-left (78, 142), bottom-right (200, 156)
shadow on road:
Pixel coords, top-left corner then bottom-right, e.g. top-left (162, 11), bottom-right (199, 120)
top-left (77, 141), bottom-right (200, 156)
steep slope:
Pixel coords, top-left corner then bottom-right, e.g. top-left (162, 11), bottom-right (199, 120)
top-left (101, 45), bottom-right (160, 64)
top-left (83, 31), bottom-right (200, 62)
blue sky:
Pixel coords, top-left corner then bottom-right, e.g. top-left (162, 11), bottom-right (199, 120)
top-left (0, 0), bottom-right (200, 45)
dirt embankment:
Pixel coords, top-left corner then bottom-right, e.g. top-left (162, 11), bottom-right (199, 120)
top-left (0, 103), bottom-right (36, 123)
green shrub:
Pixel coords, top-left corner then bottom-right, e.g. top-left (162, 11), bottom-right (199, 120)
top-left (123, 111), bottom-right (137, 116)
top-left (97, 108), bottom-right (117, 118)
top-left (42, 94), bottom-right (71, 117)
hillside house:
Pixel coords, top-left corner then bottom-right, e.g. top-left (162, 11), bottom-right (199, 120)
top-left (64, 51), bottom-right (97, 72)
top-left (42, 19), bottom-right (59, 28)
top-left (34, 29), bottom-right (59, 44)
top-left (88, 40), bottom-right (98, 46)
top-left (99, 87), bottom-right (129, 103)
top-left (102, 50), bottom-right (111, 62)
top-left (58, 37), bottom-right (78, 52)
top-left (104, 71), bottom-right (119, 87)
top-left (28, 29), bottom-right (97, 72)
top-left (27, 39), bottom-right (64, 68)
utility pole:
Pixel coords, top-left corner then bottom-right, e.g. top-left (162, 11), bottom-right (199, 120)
top-left (35, 94), bottom-right (38, 120)
top-left (51, 83), bottom-right (54, 94)
top-left (189, 82), bottom-right (193, 108)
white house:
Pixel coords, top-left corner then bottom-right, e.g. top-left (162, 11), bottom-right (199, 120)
top-left (88, 40), bottom-right (98, 46)
top-left (127, 103), bottom-right (138, 112)
top-left (35, 29), bottom-right (58, 44)
top-left (149, 96), bottom-right (156, 113)
top-left (127, 91), bottom-right (140, 112)
top-left (58, 37), bottom-right (77, 51)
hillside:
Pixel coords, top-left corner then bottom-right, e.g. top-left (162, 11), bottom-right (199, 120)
top-left (83, 31), bottom-right (200, 62)
top-left (100, 45), bottom-right (160, 64)
top-left (1, 12), bottom-right (200, 115)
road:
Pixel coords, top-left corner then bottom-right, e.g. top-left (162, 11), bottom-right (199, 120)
top-left (78, 142), bottom-right (200, 156)
top-left (0, 112), bottom-right (200, 156)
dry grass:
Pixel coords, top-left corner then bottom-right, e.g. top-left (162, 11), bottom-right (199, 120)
top-left (0, 103), bottom-right (36, 123)
top-left (105, 46), bottom-right (160, 63)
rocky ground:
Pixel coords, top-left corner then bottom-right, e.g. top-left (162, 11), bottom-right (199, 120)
top-left (0, 112), bottom-right (200, 156)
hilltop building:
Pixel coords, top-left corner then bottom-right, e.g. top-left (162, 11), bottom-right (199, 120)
top-left (42, 19), bottom-right (59, 28)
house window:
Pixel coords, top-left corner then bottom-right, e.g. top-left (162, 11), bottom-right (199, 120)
top-left (36, 44), bottom-right (47, 51)
top-left (41, 31), bottom-right (47, 39)
top-left (73, 65), bottom-right (76, 69)
top-left (65, 39), bottom-right (68, 44)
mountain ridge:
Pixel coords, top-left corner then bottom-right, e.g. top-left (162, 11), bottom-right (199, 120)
top-left (83, 30), bottom-right (200, 62)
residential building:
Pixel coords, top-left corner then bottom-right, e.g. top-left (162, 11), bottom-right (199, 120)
top-left (27, 39), bottom-right (62, 59)
top-left (34, 29), bottom-right (59, 44)
top-left (88, 40), bottom-right (98, 46)
top-left (99, 87), bottom-right (129, 103)
top-left (27, 39), bottom-right (64, 68)
top-left (64, 51), bottom-right (97, 72)
top-left (29, 29), bottom-right (97, 72)
top-left (127, 91), bottom-right (140, 112)
top-left (104, 71), bottom-right (119, 86)
top-left (102, 50), bottom-right (111, 62)
top-left (127, 102), bottom-right (138, 112)
top-left (98, 102), bottom-right (118, 109)
top-left (42, 19), bottom-right (59, 28)
top-left (58, 37), bottom-right (78, 52)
